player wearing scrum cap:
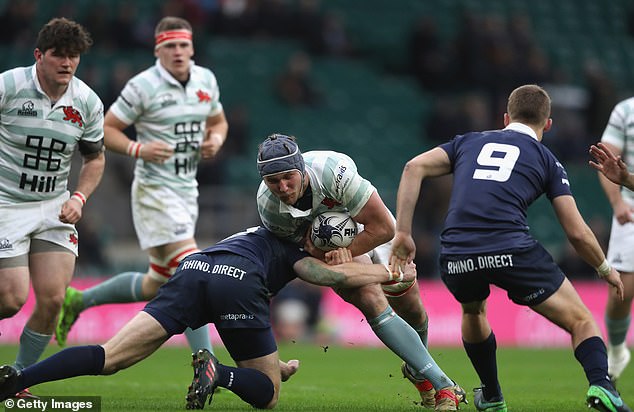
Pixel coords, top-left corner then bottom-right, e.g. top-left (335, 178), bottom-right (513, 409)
top-left (256, 134), bottom-right (466, 410)
top-left (56, 16), bottom-right (228, 358)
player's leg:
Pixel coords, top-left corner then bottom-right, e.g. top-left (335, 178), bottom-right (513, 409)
top-left (0, 311), bottom-right (170, 400)
top-left (461, 300), bottom-right (507, 411)
top-left (186, 327), bottom-right (285, 409)
top-left (336, 283), bottom-right (464, 410)
top-left (605, 271), bottom-right (633, 382)
top-left (440, 253), bottom-right (504, 411)
top-left (604, 217), bottom-right (634, 382)
top-left (532, 278), bottom-right (630, 412)
top-left (16, 248), bottom-right (74, 370)
top-left (0, 260), bottom-right (30, 319)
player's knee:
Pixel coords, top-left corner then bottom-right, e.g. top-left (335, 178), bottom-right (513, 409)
top-left (0, 297), bottom-right (25, 318)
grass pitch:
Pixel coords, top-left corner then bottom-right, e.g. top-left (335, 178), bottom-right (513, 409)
top-left (0, 343), bottom-right (631, 411)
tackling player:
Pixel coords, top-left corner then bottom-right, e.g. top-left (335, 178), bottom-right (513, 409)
top-left (0, 227), bottom-right (415, 409)
top-left (55, 16), bottom-right (228, 357)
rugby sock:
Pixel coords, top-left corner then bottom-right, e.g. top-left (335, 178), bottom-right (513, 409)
top-left (216, 363), bottom-right (274, 409)
top-left (14, 327), bottom-right (53, 370)
top-left (184, 326), bottom-right (214, 355)
top-left (574, 336), bottom-right (612, 389)
top-left (19, 345), bottom-right (105, 391)
top-left (82, 271), bottom-right (145, 308)
top-left (463, 332), bottom-right (502, 400)
top-left (368, 306), bottom-right (453, 390)
top-left (605, 314), bottom-right (631, 347)
top-left (413, 315), bottom-right (429, 348)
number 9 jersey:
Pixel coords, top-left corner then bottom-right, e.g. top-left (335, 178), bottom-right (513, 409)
top-left (438, 122), bottom-right (572, 254)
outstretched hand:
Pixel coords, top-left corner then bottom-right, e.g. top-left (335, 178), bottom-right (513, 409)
top-left (589, 142), bottom-right (629, 186)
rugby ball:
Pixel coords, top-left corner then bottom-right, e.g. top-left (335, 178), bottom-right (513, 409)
top-left (310, 211), bottom-right (358, 251)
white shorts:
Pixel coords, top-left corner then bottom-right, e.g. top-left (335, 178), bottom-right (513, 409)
top-left (367, 239), bottom-right (416, 297)
top-left (607, 214), bottom-right (634, 272)
top-left (0, 192), bottom-right (78, 258)
top-left (132, 181), bottom-right (198, 250)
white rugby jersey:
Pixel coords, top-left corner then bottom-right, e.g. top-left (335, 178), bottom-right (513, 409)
top-left (110, 59), bottom-right (223, 193)
top-left (257, 150), bottom-right (375, 243)
top-left (0, 65), bottom-right (104, 204)
top-left (601, 97), bottom-right (634, 203)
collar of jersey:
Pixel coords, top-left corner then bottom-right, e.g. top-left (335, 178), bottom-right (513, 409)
top-left (155, 59), bottom-right (194, 87)
top-left (504, 122), bottom-right (538, 141)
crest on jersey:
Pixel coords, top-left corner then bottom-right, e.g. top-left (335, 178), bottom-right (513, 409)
top-left (321, 197), bottom-right (341, 209)
top-left (62, 106), bottom-right (83, 127)
top-left (196, 90), bottom-right (211, 103)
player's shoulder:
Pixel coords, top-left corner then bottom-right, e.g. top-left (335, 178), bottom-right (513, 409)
top-left (611, 96), bottom-right (634, 116)
top-left (304, 150), bottom-right (357, 170)
top-left (70, 75), bottom-right (102, 104)
top-left (0, 66), bottom-right (34, 94)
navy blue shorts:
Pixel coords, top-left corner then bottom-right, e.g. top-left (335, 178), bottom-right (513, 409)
top-left (144, 252), bottom-right (277, 359)
top-left (439, 243), bottom-right (565, 306)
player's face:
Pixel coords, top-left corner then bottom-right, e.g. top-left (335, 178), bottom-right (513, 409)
top-left (263, 171), bottom-right (304, 205)
top-left (155, 41), bottom-right (194, 82)
top-left (34, 48), bottom-right (79, 90)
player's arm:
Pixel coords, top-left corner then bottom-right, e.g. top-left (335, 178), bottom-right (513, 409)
top-left (589, 143), bottom-right (634, 223)
top-left (391, 147), bottom-right (451, 265)
top-left (552, 194), bottom-right (624, 299)
top-left (59, 146), bottom-right (105, 224)
top-left (103, 111), bottom-right (173, 163)
top-left (346, 191), bottom-right (395, 257)
top-left (293, 250), bottom-right (415, 288)
top-left (201, 111), bottom-right (228, 159)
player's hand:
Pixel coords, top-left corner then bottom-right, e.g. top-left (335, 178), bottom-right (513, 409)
top-left (401, 262), bottom-right (417, 283)
top-left (302, 233), bottom-right (326, 260)
top-left (589, 143), bottom-right (629, 185)
top-left (613, 201), bottom-right (634, 225)
top-left (603, 267), bottom-right (625, 301)
top-left (325, 248), bottom-right (353, 265)
top-left (390, 231), bottom-right (416, 270)
top-left (201, 131), bottom-right (224, 159)
top-left (59, 198), bottom-right (82, 224)
top-left (140, 141), bottom-right (174, 164)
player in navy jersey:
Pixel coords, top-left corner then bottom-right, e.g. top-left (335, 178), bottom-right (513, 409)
top-left (0, 227), bottom-right (414, 409)
top-left (390, 84), bottom-right (630, 412)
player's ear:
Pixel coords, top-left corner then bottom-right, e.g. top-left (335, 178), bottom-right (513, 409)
top-left (543, 118), bottom-right (552, 132)
top-left (503, 113), bottom-right (510, 126)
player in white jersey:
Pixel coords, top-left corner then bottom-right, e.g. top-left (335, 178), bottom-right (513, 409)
top-left (594, 98), bottom-right (634, 384)
top-left (56, 17), bottom-right (228, 358)
top-left (0, 17), bottom-right (105, 397)
top-left (256, 134), bottom-right (466, 410)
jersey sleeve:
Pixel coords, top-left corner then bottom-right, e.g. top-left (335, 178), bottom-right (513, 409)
top-left (109, 77), bottom-right (146, 126)
top-left (601, 99), bottom-right (631, 151)
top-left (324, 153), bottom-right (375, 217)
top-left (81, 90), bottom-right (105, 144)
top-left (544, 155), bottom-right (573, 200)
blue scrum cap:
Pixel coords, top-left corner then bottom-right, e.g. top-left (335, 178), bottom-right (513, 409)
top-left (257, 134), bottom-right (305, 177)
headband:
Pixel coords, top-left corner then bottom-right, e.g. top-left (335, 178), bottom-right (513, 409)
top-left (155, 29), bottom-right (193, 50)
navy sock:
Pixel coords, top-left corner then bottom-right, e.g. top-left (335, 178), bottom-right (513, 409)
top-left (19, 346), bottom-right (105, 391)
top-left (574, 336), bottom-right (613, 390)
top-left (216, 363), bottom-right (274, 408)
top-left (463, 332), bottom-right (502, 400)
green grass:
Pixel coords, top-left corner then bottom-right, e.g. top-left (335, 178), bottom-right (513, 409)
top-left (1, 343), bottom-right (631, 411)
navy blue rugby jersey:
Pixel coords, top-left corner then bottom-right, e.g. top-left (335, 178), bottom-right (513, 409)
top-left (201, 226), bottom-right (309, 295)
top-left (438, 125), bottom-right (572, 254)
